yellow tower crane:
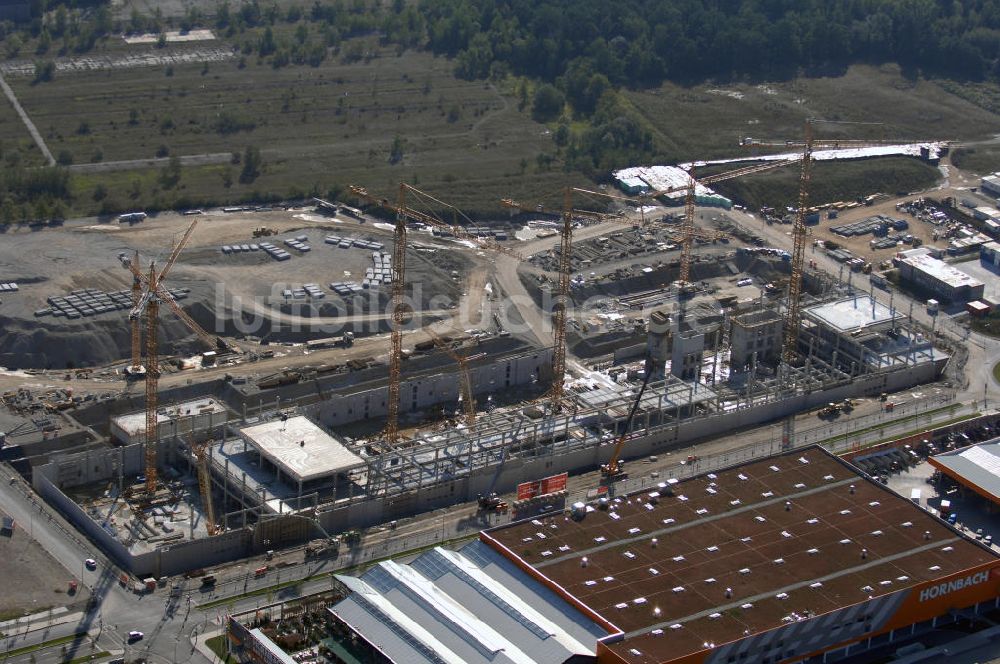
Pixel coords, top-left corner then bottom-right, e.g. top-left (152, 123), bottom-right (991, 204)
top-left (190, 434), bottom-right (218, 534)
top-left (126, 217), bottom-right (207, 495)
top-left (350, 184), bottom-right (522, 446)
top-left (743, 121), bottom-right (909, 362)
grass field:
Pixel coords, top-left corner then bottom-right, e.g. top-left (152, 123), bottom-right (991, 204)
top-left (12, 43), bottom-right (591, 217)
top-left (950, 146), bottom-right (1000, 175)
top-left (711, 156), bottom-right (941, 210)
top-left (625, 65), bottom-right (1000, 162)
top-left (206, 634), bottom-right (237, 663)
top-left (9, 54), bottom-right (1000, 216)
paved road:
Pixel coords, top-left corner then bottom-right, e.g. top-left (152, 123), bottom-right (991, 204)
top-left (68, 153), bottom-right (234, 174)
top-left (0, 71), bottom-right (54, 166)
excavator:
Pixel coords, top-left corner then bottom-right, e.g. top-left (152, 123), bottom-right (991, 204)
top-left (600, 355), bottom-right (656, 481)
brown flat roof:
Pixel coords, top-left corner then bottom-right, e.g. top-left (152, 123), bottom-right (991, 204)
top-left (484, 446), bottom-right (998, 664)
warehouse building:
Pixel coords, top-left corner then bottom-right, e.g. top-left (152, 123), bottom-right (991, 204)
top-left (328, 446), bottom-right (1000, 664)
top-left (329, 541), bottom-right (609, 664)
top-left (897, 253), bottom-right (985, 302)
top-left (928, 439), bottom-right (1000, 511)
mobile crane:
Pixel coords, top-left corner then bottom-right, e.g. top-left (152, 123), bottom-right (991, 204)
top-left (600, 355), bottom-right (655, 481)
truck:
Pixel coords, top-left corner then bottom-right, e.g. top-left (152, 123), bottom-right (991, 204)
top-left (118, 212), bottom-right (147, 224)
top-left (870, 273), bottom-right (889, 291)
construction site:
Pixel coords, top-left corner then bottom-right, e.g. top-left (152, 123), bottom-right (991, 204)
top-left (0, 129), bottom-right (975, 578)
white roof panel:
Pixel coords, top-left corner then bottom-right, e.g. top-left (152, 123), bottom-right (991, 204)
top-left (239, 416), bottom-right (362, 483)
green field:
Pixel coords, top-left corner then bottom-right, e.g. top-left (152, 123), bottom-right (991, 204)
top-left (9, 54), bottom-right (1000, 217)
top-left (950, 146), bottom-right (1000, 175)
top-left (625, 65), bottom-right (1000, 162)
top-left (11, 43), bottom-right (591, 216)
top-left (711, 157), bottom-right (941, 210)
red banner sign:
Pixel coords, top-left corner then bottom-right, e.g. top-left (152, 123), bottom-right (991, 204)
top-left (516, 481), bottom-right (539, 501)
top-left (540, 472), bottom-right (568, 495)
top-left (516, 473), bottom-right (569, 501)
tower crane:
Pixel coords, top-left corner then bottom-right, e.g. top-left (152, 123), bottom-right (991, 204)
top-left (126, 217), bottom-right (203, 495)
top-left (350, 184), bottom-right (522, 446)
top-left (426, 328), bottom-right (484, 428)
top-left (120, 218), bottom-right (236, 361)
top-left (500, 191), bottom-right (627, 410)
top-left (742, 121), bottom-right (906, 362)
top-left (638, 159), bottom-right (803, 284)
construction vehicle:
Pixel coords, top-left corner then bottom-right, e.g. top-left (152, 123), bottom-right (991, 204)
top-left (477, 448), bottom-right (509, 512)
top-left (305, 538), bottom-right (339, 558)
top-left (600, 356), bottom-right (655, 481)
top-left (841, 398), bottom-right (855, 412)
top-left (253, 227), bottom-right (277, 238)
top-left (477, 492), bottom-right (508, 512)
top-left (818, 402), bottom-right (841, 418)
top-left (342, 529), bottom-right (361, 545)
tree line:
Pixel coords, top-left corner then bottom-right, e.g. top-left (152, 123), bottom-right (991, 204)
top-left (420, 0), bottom-right (1000, 87)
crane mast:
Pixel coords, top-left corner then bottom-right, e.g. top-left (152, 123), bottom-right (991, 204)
top-left (680, 174), bottom-right (697, 284)
top-left (426, 328), bottom-right (481, 428)
top-left (385, 184), bottom-right (408, 445)
top-left (129, 250), bottom-right (143, 376)
top-left (192, 435), bottom-right (217, 534)
top-left (782, 122), bottom-right (814, 363)
top-left (143, 262), bottom-right (160, 496)
top-left (550, 187), bottom-right (574, 409)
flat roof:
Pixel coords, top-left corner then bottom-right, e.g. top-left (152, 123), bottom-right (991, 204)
top-left (112, 397), bottom-right (227, 436)
top-left (239, 416), bottom-right (363, 483)
top-left (929, 440), bottom-right (1000, 504)
top-left (804, 295), bottom-right (900, 333)
top-left (484, 447), bottom-right (997, 664)
top-left (901, 253), bottom-right (984, 290)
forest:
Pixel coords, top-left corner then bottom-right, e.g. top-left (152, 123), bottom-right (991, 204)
top-left (417, 0), bottom-right (1000, 88)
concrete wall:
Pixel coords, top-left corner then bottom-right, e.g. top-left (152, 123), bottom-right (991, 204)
top-left (110, 407), bottom-right (229, 445)
top-left (308, 348), bottom-right (552, 428)
top-left (34, 469), bottom-right (134, 570)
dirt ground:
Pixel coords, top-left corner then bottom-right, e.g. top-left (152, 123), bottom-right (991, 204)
top-left (0, 207), bottom-right (472, 369)
top-left (0, 510), bottom-right (85, 620)
top-left (800, 193), bottom-right (955, 265)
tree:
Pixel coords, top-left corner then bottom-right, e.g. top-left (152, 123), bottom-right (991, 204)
top-left (389, 135), bottom-right (404, 164)
top-left (259, 26), bottom-right (276, 56)
top-left (160, 154), bottom-right (182, 188)
top-left (531, 84), bottom-right (564, 123)
top-left (32, 60), bottom-right (54, 83)
top-left (239, 146), bottom-right (261, 183)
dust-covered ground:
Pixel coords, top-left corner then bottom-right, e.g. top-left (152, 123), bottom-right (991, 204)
top-left (0, 208), bottom-right (470, 369)
top-left (0, 509), bottom-right (85, 620)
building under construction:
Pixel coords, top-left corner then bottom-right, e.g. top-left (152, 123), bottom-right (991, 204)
top-left (25, 276), bottom-right (950, 576)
